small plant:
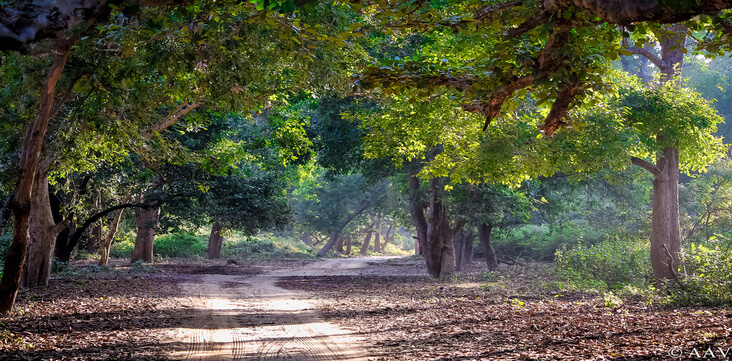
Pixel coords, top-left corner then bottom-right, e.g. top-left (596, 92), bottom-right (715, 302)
top-left (603, 292), bottom-right (623, 308)
top-left (666, 242), bottom-right (732, 305)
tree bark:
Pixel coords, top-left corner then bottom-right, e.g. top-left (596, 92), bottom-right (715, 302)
top-left (454, 229), bottom-right (474, 271)
top-left (345, 236), bottom-right (352, 255)
top-left (629, 25), bottom-right (685, 283)
top-left (374, 230), bottom-right (381, 253)
top-left (360, 230), bottom-right (372, 255)
top-left (334, 237), bottom-right (344, 253)
top-left (131, 205), bottom-right (159, 263)
top-left (22, 171), bottom-right (66, 288)
top-left (207, 221), bottom-right (224, 259)
top-left (478, 223), bottom-right (499, 272)
top-left (98, 202), bottom-right (128, 266)
top-left (407, 174), bottom-right (428, 257)
top-left (0, 40), bottom-right (72, 313)
top-left (316, 200), bottom-right (371, 257)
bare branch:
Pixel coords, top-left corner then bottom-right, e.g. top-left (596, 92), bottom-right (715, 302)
top-left (631, 156), bottom-right (663, 178)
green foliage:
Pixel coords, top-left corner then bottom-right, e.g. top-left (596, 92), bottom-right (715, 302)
top-left (493, 223), bottom-right (606, 262)
top-left (222, 234), bottom-right (314, 259)
top-left (667, 242), bottom-right (732, 305)
top-left (153, 233), bottom-right (207, 258)
top-left (553, 233), bottom-right (652, 291)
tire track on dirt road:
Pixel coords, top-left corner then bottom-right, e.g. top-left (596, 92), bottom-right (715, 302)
top-left (169, 259), bottom-right (376, 361)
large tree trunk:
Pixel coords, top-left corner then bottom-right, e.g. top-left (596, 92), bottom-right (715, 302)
top-left (22, 172), bottom-right (66, 288)
top-left (360, 230), bottom-right (372, 255)
top-left (316, 200), bottom-right (371, 257)
top-left (345, 236), bottom-right (352, 255)
top-left (425, 178), bottom-right (447, 277)
top-left (629, 25), bottom-right (685, 283)
top-left (478, 223), bottom-right (499, 272)
top-left (635, 146), bottom-right (681, 282)
top-left (207, 221), bottom-right (224, 259)
top-left (98, 204), bottom-right (127, 266)
top-left (0, 40), bottom-right (72, 313)
top-left (131, 205), bottom-right (159, 263)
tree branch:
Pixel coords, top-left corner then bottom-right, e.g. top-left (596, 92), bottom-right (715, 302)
top-left (622, 37), bottom-right (666, 69)
top-left (631, 156), bottom-right (662, 178)
top-left (540, 79), bottom-right (582, 137)
top-left (67, 202), bottom-right (152, 250)
top-left (505, 10), bottom-right (551, 39)
top-left (140, 102), bottom-right (200, 139)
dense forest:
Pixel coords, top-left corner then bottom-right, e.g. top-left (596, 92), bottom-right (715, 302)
top-left (1, 0), bottom-right (732, 360)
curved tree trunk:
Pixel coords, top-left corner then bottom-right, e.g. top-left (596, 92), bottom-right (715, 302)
top-left (0, 39), bottom-right (72, 313)
top-left (360, 229), bottom-right (372, 255)
top-left (131, 205), bottom-right (159, 263)
top-left (479, 223), bottom-right (499, 272)
top-left (23, 171), bottom-right (66, 288)
top-left (207, 221), bottom-right (224, 259)
top-left (98, 198), bottom-right (129, 266)
top-left (316, 200), bottom-right (371, 257)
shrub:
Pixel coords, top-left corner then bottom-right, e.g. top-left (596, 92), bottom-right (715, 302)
top-left (222, 235), bottom-right (314, 259)
top-left (553, 232), bottom-right (652, 291)
top-left (493, 222), bottom-right (607, 261)
top-left (153, 233), bottom-right (207, 258)
top-left (668, 243), bottom-right (732, 305)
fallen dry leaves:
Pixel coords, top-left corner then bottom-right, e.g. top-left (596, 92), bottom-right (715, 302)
top-left (278, 271), bottom-right (732, 360)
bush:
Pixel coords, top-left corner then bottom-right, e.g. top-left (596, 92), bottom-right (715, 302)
top-left (493, 222), bottom-right (606, 261)
top-left (154, 233), bottom-right (207, 258)
top-left (109, 232), bottom-right (135, 259)
top-left (553, 232), bottom-right (652, 291)
top-left (668, 242), bottom-right (732, 305)
top-left (222, 235), bottom-right (314, 259)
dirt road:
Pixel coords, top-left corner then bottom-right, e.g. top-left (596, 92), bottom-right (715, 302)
top-left (168, 258), bottom-right (407, 361)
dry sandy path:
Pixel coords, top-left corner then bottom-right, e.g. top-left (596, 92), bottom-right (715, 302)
top-left (168, 257), bottom-right (401, 361)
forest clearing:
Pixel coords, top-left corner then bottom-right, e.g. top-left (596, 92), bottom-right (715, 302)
top-left (1, 257), bottom-right (730, 360)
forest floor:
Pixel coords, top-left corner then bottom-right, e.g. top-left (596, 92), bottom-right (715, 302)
top-left (0, 257), bottom-right (730, 360)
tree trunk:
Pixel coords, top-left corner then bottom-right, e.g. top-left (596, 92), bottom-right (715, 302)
top-left (345, 236), bottom-right (352, 255)
top-left (301, 232), bottom-right (312, 246)
top-left (651, 147), bottom-right (681, 281)
top-left (98, 203), bottom-right (128, 266)
top-left (131, 205), bottom-right (159, 263)
top-left (383, 224), bottom-right (393, 249)
top-left (207, 221), bottom-right (224, 259)
top-left (334, 237), bottom-right (344, 253)
top-left (408, 175), bottom-right (428, 257)
top-left (454, 229), bottom-right (474, 271)
top-left (629, 25), bottom-right (685, 283)
top-left (316, 200), bottom-right (371, 257)
top-left (86, 225), bottom-right (101, 253)
top-left (414, 238), bottom-right (420, 255)
top-left (425, 178), bottom-right (447, 277)
top-left (0, 39), bottom-right (72, 313)
top-left (23, 171), bottom-right (66, 288)
top-left (438, 212), bottom-right (456, 278)
top-left (374, 231), bottom-right (381, 253)
top-left (479, 223), bottom-right (499, 272)
top-left (360, 230), bottom-right (372, 255)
